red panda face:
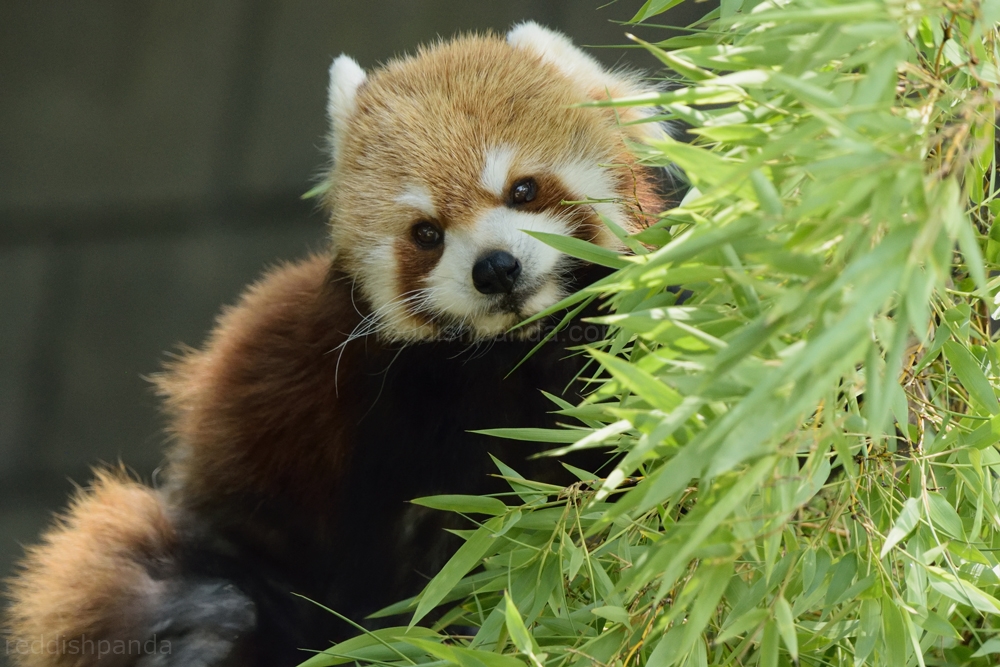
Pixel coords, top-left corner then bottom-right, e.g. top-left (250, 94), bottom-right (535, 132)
top-left (324, 24), bottom-right (663, 342)
top-left (391, 156), bottom-right (595, 338)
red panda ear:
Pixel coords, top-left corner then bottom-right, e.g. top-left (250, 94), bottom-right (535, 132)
top-left (506, 22), bottom-right (642, 102)
top-left (327, 55), bottom-right (366, 162)
top-left (507, 22), bottom-right (665, 144)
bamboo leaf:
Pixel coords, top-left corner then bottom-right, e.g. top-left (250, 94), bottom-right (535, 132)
top-left (411, 495), bottom-right (509, 516)
top-left (591, 605), bottom-right (632, 627)
top-left (410, 517), bottom-right (504, 626)
top-left (523, 231), bottom-right (631, 269)
top-left (972, 638), bottom-right (1000, 657)
top-left (759, 620), bottom-right (779, 667)
top-left (773, 595), bottom-right (798, 662)
top-left (881, 497), bottom-right (921, 557)
top-left (504, 593), bottom-right (542, 667)
top-left (943, 341), bottom-right (1000, 414)
top-left (927, 492), bottom-right (966, 540)
top-left (401, 638), bottom-right (526, 667)
top-left (589, 348), bottom-right (684, 412)
top-left (299, 627), bottom-right (440, 667)
top-left (854, 599), bottom-right (880, 665)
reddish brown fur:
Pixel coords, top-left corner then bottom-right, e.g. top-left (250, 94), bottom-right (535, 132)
top-left (615, 150), bottom-right (664, 227)
top-left (395, 235), bottom-right (445, 325)
top-left (155, 254), bottom-right (362, 517)
top-left (5, 470), bottom-right (175, 667)
top-left (5, 256), bottom-right (369, 667)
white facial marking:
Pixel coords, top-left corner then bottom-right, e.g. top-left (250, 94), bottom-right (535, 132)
top-left (360, 240), bottom-right (398, 317)
top-left (522, 281), bottom-right (561, 315)
top-left (480, 145), bottom-right (517, 197)
top-left (395, 184), bottom-right (437, 219)
top-left (553, 159), bottom-right (628, 248)
top-left (359, 240), bottom-right (431, 342)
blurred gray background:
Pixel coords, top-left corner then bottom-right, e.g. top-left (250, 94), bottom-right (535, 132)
top-left (0, 0), bottom-right (705, 655)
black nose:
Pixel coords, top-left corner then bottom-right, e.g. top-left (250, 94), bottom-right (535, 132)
top-left (472, 250), bottom-right (522, 295)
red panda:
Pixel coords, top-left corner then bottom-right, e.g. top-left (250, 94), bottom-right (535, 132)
top-left (4, 23), bottom-right (664, 667)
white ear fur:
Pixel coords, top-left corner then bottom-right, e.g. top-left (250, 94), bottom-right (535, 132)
top-left (508, 21), bottom-right (665, 142)
top-left (507, 22), bottom-right (622, 97)
top-left (327, 55), bottom-right (366, 160)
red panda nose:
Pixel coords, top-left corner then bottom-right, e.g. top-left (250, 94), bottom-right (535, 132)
top-left (472, 250), bottom-right (522, 295)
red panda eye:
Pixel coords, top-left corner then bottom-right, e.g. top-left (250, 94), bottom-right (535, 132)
top-left (509, 178), bottom-right (537, 205)
top-left (411, 221), bottom-right (443, 249)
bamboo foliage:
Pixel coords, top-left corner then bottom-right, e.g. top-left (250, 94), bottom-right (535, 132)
top-left (302, 0), bottom-right (1000, 664)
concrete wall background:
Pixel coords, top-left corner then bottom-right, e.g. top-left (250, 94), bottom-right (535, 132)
top-left (0, 1), bottom-right (705, 660)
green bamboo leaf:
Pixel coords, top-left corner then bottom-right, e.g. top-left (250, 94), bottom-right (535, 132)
top-left (644, 138), bottom-right (754, 198)
top-left (926, 492), bottom-right (966, 540)
top-left (646, 627), bottom-right (685, 667)
top-left (473, 427), bottom-right (585, 444)
top-left (829, 573), bottom-right (875, 607)
top-left (927, 568), bottom-right (1000, 614)
top-left (636, 458), bottom-right (775, 598)
top-left (880, 497), bottom-right (921, 558)
top-left (631, 0), bottom-right (686, 22)
top-left (628, 34), bottom-right (714, 82)
top-left (972, 637), bottom-right (1000, 657)
top-left (915, 610), bottom-right (962, 639)
top-left (401, 638), bottom-right (526, 667)
top-left (759, 620), bottom-right (779, 667)
top-left (773, 595), bottom-right (798, 662)
top-left (523, 231), bottom-right (630, 269)
top-left (951, 192), bottom-right (989, 296)
top-left (299, 627), bottom-right (439, 667)
top-left (882, 603), bottom-right (908, 666)
top-left (960, 413), bottom-right (1000, 449)
top-left (504, 593), bottom-right (542, 667)
top-left (689, 125), bottom-right (768, 144)
top-left (410, 516), bottom-right (504, 626)
top-left (469, 603), bottom-right (507, 650)
top-left (410, 495), bottom-right (508, 516)
top-left (824, 554), bottom-right (858, 606)
top-left (589, 348), bottom-right (684, 412)
top-left (543, 419), bottom-right (632, 457)
top-left (728, 2), bottom-right (884, 23)
top-left (943, 341), bottom-right (1000, 414)
top-left (749, 169), bottom-right (782, 215)
top-left (597, 438), bottom-right (705, 526)
top-left (591, 606), bottom-right (632, 627)
top-left (854, 599), bottom-right (880, 665)
top-left (770, 72), bottom-right (841, 108)
top-left (716, 608), bottom-right (769, 643)
top-left (901, 609), bottom-right (928, 667)
top-left (591, 86), bottom-right (747, 108)
top-left (678, 562), bottom-right (734, 656)
top-left (300, 181), bottom-right (329, 200)
top-left (598, 396), bottom-right (704, 501)
top-left (490, 456), bottom-right (547, 504)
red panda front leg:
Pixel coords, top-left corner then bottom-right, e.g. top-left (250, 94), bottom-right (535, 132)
top-left (4, 471), bottom-right (256, 667)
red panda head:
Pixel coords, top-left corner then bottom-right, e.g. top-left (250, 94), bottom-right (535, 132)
top-left (323, 22), bottom-right (663, 342)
